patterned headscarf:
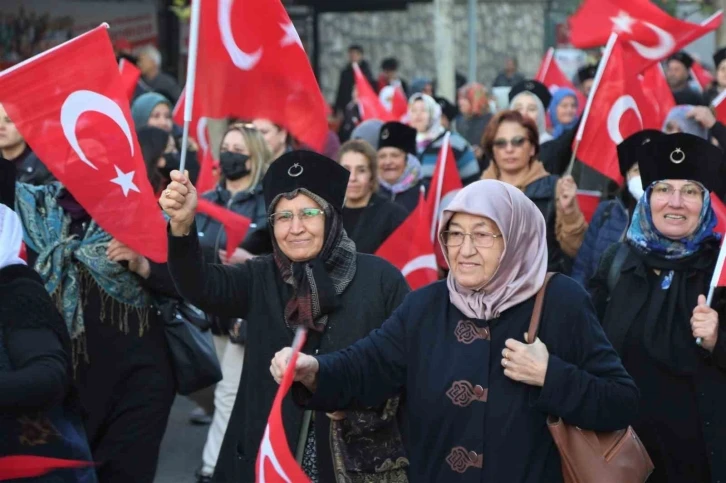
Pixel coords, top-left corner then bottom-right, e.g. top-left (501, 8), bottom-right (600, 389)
top-left (626, 181), bottom-right (719, 259)
top-left (269, 189), bottom-right (357, 332)
top-left (458, 82), bottom-right (489, 117)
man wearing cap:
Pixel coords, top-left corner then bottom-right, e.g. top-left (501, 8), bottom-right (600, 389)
top-left (666, 51), bottom-right (705, 106)
top-left (705, 47), bottom-right (726, 106)
top-left (592, 132), bottom-right (726, 483)
top-left (160, 151), bottom-right (410, 483)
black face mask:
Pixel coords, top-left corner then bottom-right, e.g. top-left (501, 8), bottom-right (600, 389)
top-left (220, 151), bottom-right (251, 181)
top-left (159, 152), bottom-right (180, 179)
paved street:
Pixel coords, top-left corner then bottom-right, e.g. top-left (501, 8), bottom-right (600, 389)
top-left (155, 397), bottom-right (209, 483)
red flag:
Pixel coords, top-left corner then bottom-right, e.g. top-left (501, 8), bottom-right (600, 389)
top-left (640, 62), bottom-right (676, 129)
top-left (391, 86), bottom-right (409, 121)
top-left (0, 25), bottom-right (167, 262)
top-left (256, 328), bottom-right (311, 483)
top-left (173, 89), bottom-right (217, 194)
top-left (195, 148), bottom-right (218, 195)
top-left (196, 0), bottom-right (328, 151)
top-left (575, 190), bottom-right (601, 224)
top-left (569, 0), bottom-right (722, 71)
top-left (196, 198), bottom-right (251, 257)
top-left (535, 48), bottom-right (586, 115)
top-left (118, 58), bottom-right (140, 101)
top-left (709, 194), bottom-right (726, 287)
top-left (354, 63), bottom-right (394, 122)
top-left (0, 455), bottom-right (94, 481)
top-left (575, 34), bottom-right (658, 184)
top-left (712, 88), bottom-right (726, 125)
top-left (691, 61), bottom-right (715, 92)
top-left (376, 189), bottom-right (439, 290)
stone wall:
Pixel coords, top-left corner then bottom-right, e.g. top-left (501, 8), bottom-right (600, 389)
top-left (317, 1), bottom-right (548, 103)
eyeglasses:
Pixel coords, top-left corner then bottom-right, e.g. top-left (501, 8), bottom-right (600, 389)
top-left (651, 182), bottom-right (704, 202)
top-left (441, 230), bottom-right (502, 248)
top-left (492, 136), bottom-right (528, 149)
top-left (269, 208), bottom-right (325, 226)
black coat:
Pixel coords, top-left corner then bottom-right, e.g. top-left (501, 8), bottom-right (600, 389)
top-left (335, 61), bottom-right (375, 114)
top-left (590, 243), bottom-right (726, 483)
top-left (378, 182), bottom-right (422, 214)
top-left (343, 194), bottom-right (408, 254)
top-left (300, 275), bottom-right (639, 482)
top-left (166, 227), bottom-right (410, 482)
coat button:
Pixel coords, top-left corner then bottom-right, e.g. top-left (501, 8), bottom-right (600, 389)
top-left (468, 451), bottom-right (478, 461)
top-left (705, 421), bottom-right (711, 426)
top-left (474, 385), bottom-right (485, 397)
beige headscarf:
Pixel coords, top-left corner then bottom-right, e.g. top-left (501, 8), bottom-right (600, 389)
top-left (438, 180), bottom-right (548, 320)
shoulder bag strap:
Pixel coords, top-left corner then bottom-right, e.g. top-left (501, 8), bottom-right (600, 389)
top-left (526, 272), bottom-right (556, 344)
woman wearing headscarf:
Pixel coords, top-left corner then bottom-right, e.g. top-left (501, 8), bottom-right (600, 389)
top-left (160, 151), bottom-right (411, 483)
top-left (456, 82), bottom-right (492, 165)
top-left (547, 88), bottom-right (579, 140)
top-left (408, 93), bottom-right (480, 187)
top-left (480, 110), bottom-right (577, 274)
top-left (338, 139), bottom-right (408, 253)
top-left (271, 179), bottom-right (638, 482)
top-left (0, 204), bottom-right (97, 483)
top-left (376, 121), bottom-right (424, 213)
top-left (137, 126), bottom-right (178, 196)
top-left (11, 178), bottom-right (176, 482)
top-left (663, 104), bottom-right (726, 152)
top-left (193, 124), bottom-right (272, 482)
top-left (590, 133), bottom-right (726, 483)
top-left (704, 47), bottom-right (726, 106)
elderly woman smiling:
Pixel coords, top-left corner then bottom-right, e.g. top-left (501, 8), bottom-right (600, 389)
top-left (271, 179), bottom-right (639, 482)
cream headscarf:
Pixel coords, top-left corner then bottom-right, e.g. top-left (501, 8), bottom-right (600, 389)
top-left (438, 180), bottom-right (548, 320)
top-left (0, 204), bottom-right (26, 270)
top-left (509, 92), bottom-right (553, 144)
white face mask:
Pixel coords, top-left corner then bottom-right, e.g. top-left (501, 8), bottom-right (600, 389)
top-left (627, 175), bottom-right (645, 200)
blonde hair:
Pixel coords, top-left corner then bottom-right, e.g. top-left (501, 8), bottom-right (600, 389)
top-left (224, 124), bottom-right (274, 188)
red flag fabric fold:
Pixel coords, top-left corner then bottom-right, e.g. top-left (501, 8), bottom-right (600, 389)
top-left (535, 48), bottom-right (586, 114)
top-left (354, 63), bottom-right (395, 122)
top-left (640, 62), bottom-right (676, 129)
top-left (255, 328), bottom-right (311, 483)
top-left (0, 25), bottom-right (168, 262)
top-left (196, 198), bottom-right (252, 257)
top-left (118, 58), bottom-right (140, 101)
top-left (691, 61), bottom-right (715, 92)
top-left (0, 455), bottom-right (94, 481)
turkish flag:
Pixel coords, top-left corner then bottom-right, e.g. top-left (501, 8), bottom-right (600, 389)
top-left (575, 190), bottom-right (601, 224)
top-left (256, 328), bottom-right (311, 483)
top-left (640, 62), bottom-right (676, 129)
top-left (712, 89), bottom-right (726, 125)
top-left (173, 89), bottom-right (217, 193)
top-left (708, 194), bottom-right (726, 287)
top-left (570, 0), bottom-right (722, 72)
top-left (535, 48), bottom-right (586, 114)
top-left (0, 455), bottom-right (94, 481)
top-left (424, 132), bottom-right (463, 267)
top-left (575, 34), bottom-right (658, 185)
top-left (0, 25), bottom-right (168, 262)
top-left (196, 0), bottom-right (328, 151)
top-left (354, 63), bottom-right (395, 122)
top-left (196, 198), bottom-right (251, 257)
top-left (691, 61), bottom-right (715, 92)
top-left (376, 189), bottom-right (439, 290)
top-left (391, 86), bottom-right (409, 121)
top-left (118, 58), bottom-right (140, 101)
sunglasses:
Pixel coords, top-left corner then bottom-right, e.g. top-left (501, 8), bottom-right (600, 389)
top-left (492, 136), bottom-right (528, 149)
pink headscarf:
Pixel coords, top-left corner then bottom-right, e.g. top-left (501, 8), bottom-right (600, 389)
top-left (438, 180), bottom-right (547, 320)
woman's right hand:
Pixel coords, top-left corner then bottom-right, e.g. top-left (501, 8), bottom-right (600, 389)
top-left (270, 347), bottom-right (320, 392)
top-left (159, 170), bottom-right (197, 236)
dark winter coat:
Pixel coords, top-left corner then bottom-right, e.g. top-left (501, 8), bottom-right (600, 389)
top-left (524, 175), bottom-right (573, 274)
top-left (378, 182), bottom-right (422, 214)
top-left (342, 193), bottom-right (408, 254)
top-left (299, 275), bottom-right (639, 482)
top-left (166, 226), bottom-right (411, 483)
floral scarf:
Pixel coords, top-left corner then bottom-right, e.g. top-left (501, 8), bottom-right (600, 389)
top-left (378, 154), bottom-right (422, 195)
top-left (14, 183), bottom-right (151, 350)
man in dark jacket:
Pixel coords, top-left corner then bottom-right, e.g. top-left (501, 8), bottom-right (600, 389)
top-left (0, 103), bottom-right (54, 186)
top-left (334, 44), bottom-right (376, 117)
top-left (666, 52), bottom-right (705, 106)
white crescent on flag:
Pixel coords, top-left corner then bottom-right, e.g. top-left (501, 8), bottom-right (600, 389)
top-left (219, 0), bottom-right (263, 70)
top-left (607, 95), bottom-right (643, 144)
top-left (628, 21), bottom-right (676, 61)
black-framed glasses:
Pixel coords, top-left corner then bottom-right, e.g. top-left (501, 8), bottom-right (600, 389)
top-left (269, 208), bottom-right (325, 226)
top-left (492, 136), bottom-right (527, 149)
top-left (651, 182), bottom-right (704, 203)
top-left (441, 230), bottom-right (502, 248)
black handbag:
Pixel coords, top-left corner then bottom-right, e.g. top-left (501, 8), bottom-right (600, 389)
top-left (161, 300), bottom-right (223, 395)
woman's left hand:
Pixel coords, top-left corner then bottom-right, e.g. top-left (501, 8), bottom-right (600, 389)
top-left (501, 333), bottom-right (549, 387)
top-left (691, 294), bottom-right (719, 352)
top-left (107, 239), bottom-right (151, 278)
top-left (219, 247), bottom-right (254, 265)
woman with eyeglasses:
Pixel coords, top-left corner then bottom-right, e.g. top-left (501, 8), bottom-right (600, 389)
top-left (480, 110), bottom-right (578, 274)
top-left (270, 179), bottom-right (638, 482)
top-left (590, 133), bottom-right (726, 483)
top-left (160, 151), bottom-right (411, 483)
top-left (191, 124), bottom-right (273, 482)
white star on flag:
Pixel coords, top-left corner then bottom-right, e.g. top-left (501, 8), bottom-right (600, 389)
top-left (280, 22), bottom-right (303, 49)
top-left (110, 165), bottom-right (140, 197)
top-left (610, 11), bottom-right (636, 34)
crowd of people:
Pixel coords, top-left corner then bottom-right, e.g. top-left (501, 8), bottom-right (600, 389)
top-left (1, 19), bottom-right (726, 483)
top-left (0, 7), bottom-right (74, 65)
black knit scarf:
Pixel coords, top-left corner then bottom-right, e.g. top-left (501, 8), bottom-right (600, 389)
top-left (271, 189), bottom-right (357, 332)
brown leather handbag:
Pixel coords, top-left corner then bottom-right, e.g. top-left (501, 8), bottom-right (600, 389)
top-left (527, 273), bottom-right (654, 483)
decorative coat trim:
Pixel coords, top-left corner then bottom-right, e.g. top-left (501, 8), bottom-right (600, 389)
top-left (454, 319), bottom-right (490, 344)
top-left (446, 446), bottom-right (483, 473)
top-left (445, 380), bottom-right (488, 407)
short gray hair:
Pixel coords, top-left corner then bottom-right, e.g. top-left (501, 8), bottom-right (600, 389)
top-left (137, 45), bottom-right (161, 67)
